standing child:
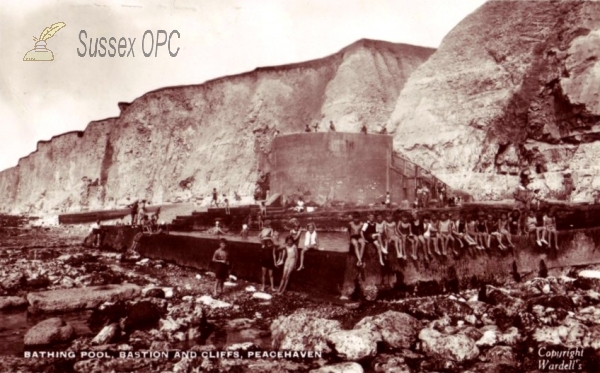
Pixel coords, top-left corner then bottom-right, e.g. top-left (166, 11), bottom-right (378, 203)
top-left (260, 239), bottom-right (277, 292)
top-left (211, 239), bottom-right (230, 296)
top-left (349, 214), bottom-right (365, 266)
top-left (277, 237), bottom-right (299, 295)
top-left (223, 194), bottom-right (230, 215)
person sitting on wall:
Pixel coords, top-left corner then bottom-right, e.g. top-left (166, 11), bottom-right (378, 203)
top-left (213, 220), bottom-right (227, 236)
top-left (240, 223), bottom-right (249, 239)
top-left (288, 218), bottom-right (303, 250)
top-left (543, 209), bottom-right (559, 250)
top-left (361, 213), bottom-right (385, 266)
top-left (329, 120), bottom-right (336, 132)
top-left (360, 124), bottom-right (368, 134)
top-left (383, 191), bottom-right (391, 208)
top-left (305, 124), bottom-right (312, 132)
top-left (297, 223), bottom-right (319, 271)
top-left (313, 122), bottom-right (320, 132)
top-left (497, 212), bottom-right (515, 249)
top-left (137, 200), bottom-right (147, 226)
top-left (141, 215), bottom-right (153, 234)
top-left (348, 213), bottom-right (365, 267)
top-left (149, 214), bottom-right (159, 233)
top-left (211, 238), bottom-right (230, 297)
top-left (294, 198), bottom-right (305, 213)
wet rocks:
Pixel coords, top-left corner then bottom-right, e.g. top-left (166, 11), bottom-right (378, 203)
top-left (418, 328), bottom-right (479, 362)
top-left (310, 362), bottom-right (364, 373)
top-left (123, 301), bottom-right (163, 332)
top-left (354, 311), bottom-right (420, 349)
top-left (327, 328), bottom-right (379, 361)
top-left (1, 272), bottom-right (26, 292)
top-left (197, 295), bottom-right (232, 309)
top-left (271, 310), bottom-right (342, 352)
top-left (91, 323), bottom-right (119, 345)
top-left (0, 296), bottom-right (27, 310)
top-left (371, 354), bottom-right (412, 373)
top-left (24, 317), bottom-right (75, 346)
top-left (27, 283), bottom-right (141, 313)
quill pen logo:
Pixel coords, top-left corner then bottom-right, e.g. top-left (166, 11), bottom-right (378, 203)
top-left (23, 22), bottom-right (66, 61)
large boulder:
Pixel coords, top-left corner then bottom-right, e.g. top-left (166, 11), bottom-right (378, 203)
top-left (27, 284), bottom-right (141, 313)
top-left (24, 317), bottom-right (74, 346)
top-left (326, 329), bottom-right (380, 361)
top-left (0, 296), bottom-right (27, 310)
top-left (354, 311), bottom-right (420, 349)
top-left (271, 311), bottom-right (342, 353)
top-left (418, 328), bottom-right (479, 362)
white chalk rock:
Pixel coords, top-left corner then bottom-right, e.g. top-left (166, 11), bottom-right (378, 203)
top-left (252, 292), bottom-right (272, 301)
top-left (579, 270), bottom-right (600, 279)
top-left (224, 281), bottom-right (237, 287)
top-left (197, 295), bottom-right (232, 308)
top-left (163, 288), bottom-right (174, 299)
top-left (245, 286), bottom-right (257, 292)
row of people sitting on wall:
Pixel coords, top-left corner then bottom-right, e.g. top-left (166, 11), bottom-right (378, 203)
top-left (348, 208), bottom-right (559, 266)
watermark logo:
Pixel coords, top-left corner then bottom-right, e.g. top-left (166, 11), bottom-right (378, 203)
top-left (23, 22), bottom-right (66, 61)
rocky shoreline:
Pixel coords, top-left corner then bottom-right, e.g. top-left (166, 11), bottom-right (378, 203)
top-left (1, 226), bottom-right (600, 372)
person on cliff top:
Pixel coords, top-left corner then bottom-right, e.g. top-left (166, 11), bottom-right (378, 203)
top-left (304, 124), bottom-right (311, 132)
top-left (349, 213), bottom-right (365, 267)
top-left (543, 209), bottom-right (559, 250)
top-left (223, 194), bottom-right (230, 215)
top-left (211, 238), bottom-right (230, 297)
top-left (360, 124), bottom-right (368, 134)
top-left (362, 213), bottom-right (385, 266)
top-left (210, 188), bottom-right (219, 208)
top-left (298, 223), bottom-right (319, 270)
top-left (260, 239), bottom-right (277, 292)
top-left (313, 122), bottom-right (320, 132)
top-left (329, 121), bottom-right (336, 132)
top-left (277, 236), bottom-right (299, 295)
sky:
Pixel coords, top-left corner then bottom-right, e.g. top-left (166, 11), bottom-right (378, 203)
top-left (0, 0), bottom-right (487, 172)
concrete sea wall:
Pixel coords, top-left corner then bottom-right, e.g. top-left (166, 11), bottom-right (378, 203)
top-left (99, 226), bottom-right (600, 299)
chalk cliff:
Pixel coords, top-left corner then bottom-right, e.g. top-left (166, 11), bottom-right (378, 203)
top-left (389, 0), bottom-right (600, 201)
top-left (0, 40), bottom-right (434, 214)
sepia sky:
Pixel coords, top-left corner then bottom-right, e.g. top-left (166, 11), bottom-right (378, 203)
top-left (0, 0), bottom-right (487, 171)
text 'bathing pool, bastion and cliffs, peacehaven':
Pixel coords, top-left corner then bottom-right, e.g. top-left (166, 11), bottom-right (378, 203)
top-left (3, 1), bottom-right (600, 373)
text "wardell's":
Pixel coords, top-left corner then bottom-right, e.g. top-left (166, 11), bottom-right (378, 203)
top-left (77, 30), bottom-right (180, 57)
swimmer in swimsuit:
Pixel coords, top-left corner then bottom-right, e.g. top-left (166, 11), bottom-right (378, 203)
top-left (277, 236), bottom-right (298, 295)
top-left (429, 214), bottom-right (441, 255)
top-left (543, 209), bottom-right (559, 250)
top-left (361, 213), bottom-right (384, 266)
top-left (475, 214), bottom-right (488, 250)
top-left (438, 213), bottom-right (454, 256)
top-left (395, 214), bottom-right (412, 260)
top-left (348, 213), bottom-right (365, 266)
top-left (410, 211), bottom-right (426, 261)
top-left (384, 213), bottom-right (401, 259)
top-left (373, 214), bottom-right (388, 255)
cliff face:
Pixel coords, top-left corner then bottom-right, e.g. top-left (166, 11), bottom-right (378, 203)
top-left (389, 0), bottom-right (600, 201)
top-left (0, 40), bottom-right (434, 214)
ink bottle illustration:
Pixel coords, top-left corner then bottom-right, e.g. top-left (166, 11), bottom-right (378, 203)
top-left (23, 22), bottom-right (66, 61)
